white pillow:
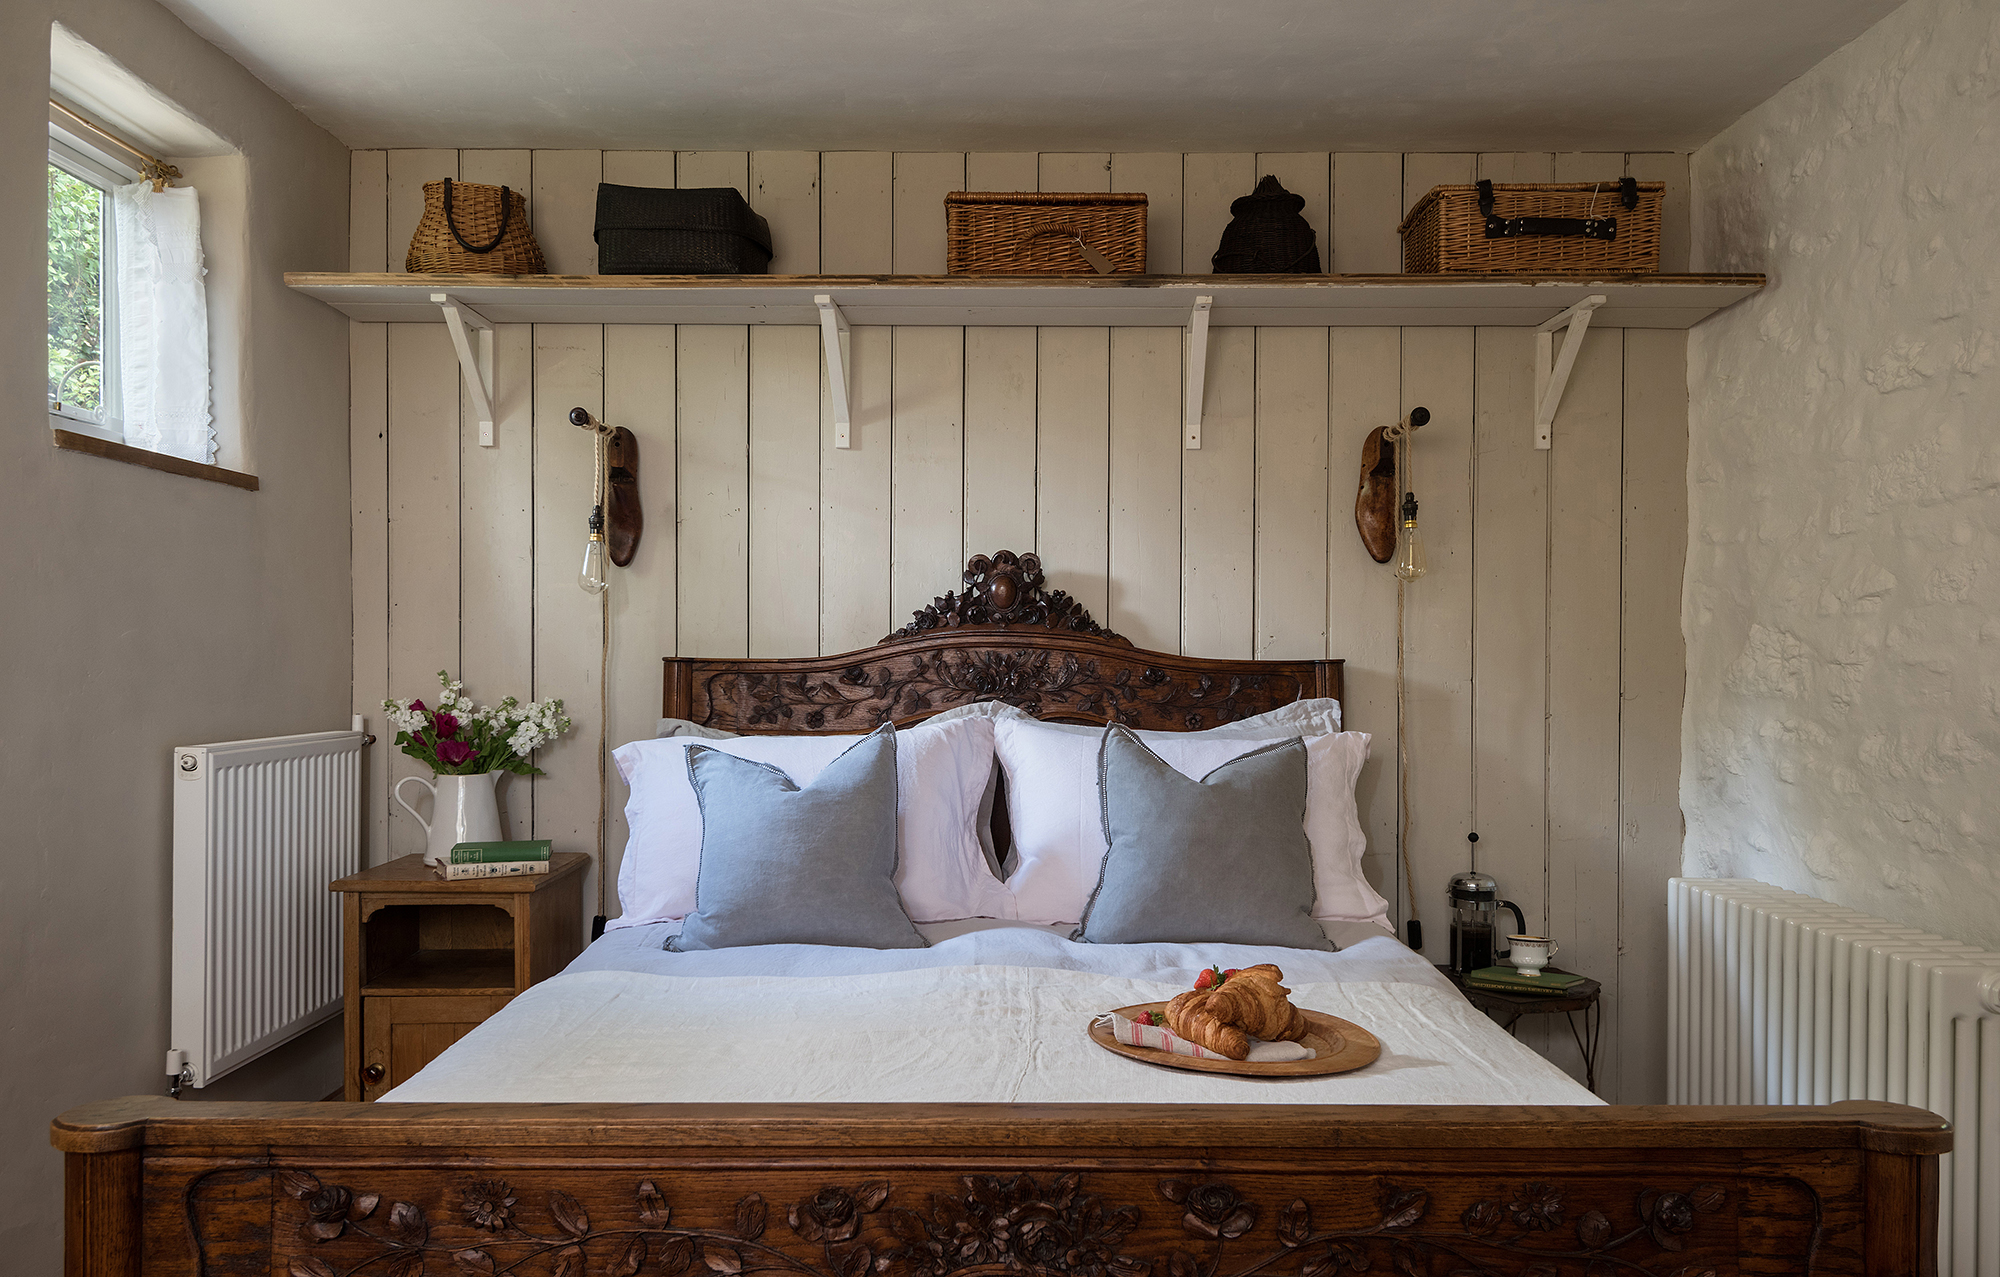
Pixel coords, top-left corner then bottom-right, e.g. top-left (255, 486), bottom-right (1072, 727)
top-left (992, 716), bottom-right (1386, 929)
top-left (612, 717), bottom-right (1015, 929)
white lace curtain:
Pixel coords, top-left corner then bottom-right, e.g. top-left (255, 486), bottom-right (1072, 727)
top-left (112, 182), bottom-right (212, 464)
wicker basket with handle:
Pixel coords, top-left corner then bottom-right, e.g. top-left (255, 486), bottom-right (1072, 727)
top-left (406, 178), bottom-right (547, 274)
top-left (946, 192), bottom-right (1147, 275)
top-left (1398, 178), bottom-right (1662, 274)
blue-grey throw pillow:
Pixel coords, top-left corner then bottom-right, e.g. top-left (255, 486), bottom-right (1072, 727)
top-left (1074, 725), bottom-right (1332, 949)
top-left (669, 723), bottom-right (926, 950)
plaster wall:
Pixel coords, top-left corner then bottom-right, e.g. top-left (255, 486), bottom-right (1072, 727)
top-left (1685, 0), bottom-right (2000, 947)
top-left (0, 1), bottom-right (351, 1270)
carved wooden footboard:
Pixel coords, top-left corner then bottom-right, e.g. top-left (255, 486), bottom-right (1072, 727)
top-left (55, 1099), bottom-right (1943, 1276)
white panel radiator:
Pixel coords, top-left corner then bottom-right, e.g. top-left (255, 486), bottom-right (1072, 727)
top-left (171, 730), bottom-right (363, 1087)
top-left (1669, 878), bottom-right (2000, 1276)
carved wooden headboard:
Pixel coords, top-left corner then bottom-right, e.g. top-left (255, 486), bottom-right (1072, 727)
top-left (665, 550), bottom-right (1342, 733)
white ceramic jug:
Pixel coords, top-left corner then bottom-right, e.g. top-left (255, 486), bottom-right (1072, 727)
top-left (395, 770), bottom-right (504, 866)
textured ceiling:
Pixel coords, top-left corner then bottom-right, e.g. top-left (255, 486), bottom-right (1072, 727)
top-left (159, 0), bottom-right (1906, 153)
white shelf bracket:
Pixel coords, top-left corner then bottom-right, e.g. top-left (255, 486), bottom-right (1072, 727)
top-left (816, 294), bottom-right (853, 449)
top-left (1184, 295), bottom-right (1213, 449)
top-left (1532, 294), bottom-right (1606, 450)
top-left (433, 292), bottom-right (496, 446)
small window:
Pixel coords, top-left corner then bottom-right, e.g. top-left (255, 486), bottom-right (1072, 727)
top-left (47, 129), bottom-right (132, 442)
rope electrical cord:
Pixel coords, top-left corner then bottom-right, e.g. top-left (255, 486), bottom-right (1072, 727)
top-left (573, 407), bottom-right (616, 920)
top-left (1380, 407), bottom-right (1428, 934)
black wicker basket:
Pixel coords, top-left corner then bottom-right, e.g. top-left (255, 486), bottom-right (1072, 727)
top-left (593, 184), bottom-right (774, 274)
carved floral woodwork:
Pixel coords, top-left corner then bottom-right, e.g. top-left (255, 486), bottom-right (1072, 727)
top-left (882, 552), bottom-right (1125, 645)
top-left (263, 1165), bottom-right (1780, 1277)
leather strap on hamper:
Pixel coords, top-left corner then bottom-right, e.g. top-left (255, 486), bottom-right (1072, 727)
top-left (442, 178), bottom-right (512, 253)
top-left (1480, 177), bottom-right (1635, 242)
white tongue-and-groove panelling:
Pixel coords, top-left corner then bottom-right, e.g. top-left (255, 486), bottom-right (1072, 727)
top-left (350, 148), bottom-right (1690, 1101)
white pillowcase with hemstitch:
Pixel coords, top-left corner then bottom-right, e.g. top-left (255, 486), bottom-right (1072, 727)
top-left (992, 712), bottom-right (1386, 929)
top-left (611, 716), bottom-right (1014, 929)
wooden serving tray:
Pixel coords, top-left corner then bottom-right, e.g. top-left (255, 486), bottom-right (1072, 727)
top-left (1089, 1001), bottom-right (1382, 1078)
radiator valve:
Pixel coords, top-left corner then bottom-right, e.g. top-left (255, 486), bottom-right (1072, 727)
top-left (166, 1048), bottom-right (193, 1099)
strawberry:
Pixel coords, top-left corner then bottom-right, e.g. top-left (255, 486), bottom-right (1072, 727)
top-left (1193, 965), bottom-right (1226, 991)
top-left (1223, 968), bottom-right (1240, 980)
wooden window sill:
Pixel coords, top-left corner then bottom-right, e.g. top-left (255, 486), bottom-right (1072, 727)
top-left (51, 428), bottom-right (258, 490)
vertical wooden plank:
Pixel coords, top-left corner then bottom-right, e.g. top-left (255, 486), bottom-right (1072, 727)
top-left (751, 151), bottom-right (820, 274)
top-left (1626, 152), bottom-right (1691, 273)
top-left (1402, 153), bottom-right (1476, 221)
top-left (677, 325), bottom-right (751, 657)
top-left (1325, 329), bottom-right (1403, 924)
top-left (350, 323), bottom-right (390, 864)
top-left (892, 152), bottom-right (965, 275)
top-left (1476, 153), bottom-right (1555, 183)
top-left (1035, 328), bottom-right (1111, 619)
top-left (962, 327), bottom-right (1038, 561)
top-left (458, 322), bottom-right (534, 840)
top-left (1397, 327), bottom-right (1475, 957)
top-left (677, 151), bottom-right (750, 195)
top-left (603, 324), bottom-right (677, 911)
top-left (602, 151), bottom-right (676, 189)
top-left (1039, 153), bottom-right (1111, 194)
top-left (349, 150), bottom-right (388, 272)
top-left (821, 152), bottom-right (893, 274)
top-left (385, 322), bottom-right (461, 858)
top-left (747, 326), bottom-right (821, 658)
top-left (1107, 327), bottom-right (1181, 649)
top-left (1554, 152), bottom-right (1628, 183)
top-left (1254, 154), bottom-right (1331, 269)
top-left (1543, 326), bottom-right (1627, 1090)
top-left (388, 149), bottom-right (458, 274)
top-left (1254, 328), bottom-right (1330, 658)
top-left (531, 325), bottom-right (607, 926)
top-left (1618, 329), bottom-right (1689, 1103)
top-left (1181, 326), bottom-right (1254, 657)
top-left (966, 153), bottom-right (1037, 191)
top-left (1330, 153), bottom-right (1403, 274)
top-left (1182, 154), bottom-right (1255, 274)
top-left (820, 326), bottom-right (893, 651)
top-left (1471, 327), bottom-right (1550, 968)
top-left (459, 149), bottom-right (532, 220)
top-left (892, 328), bottom-right (966, 627)
top-left (532, 150), bottom-right (604, 274)
top-left (1111, 153), bottom-right (1183, 273)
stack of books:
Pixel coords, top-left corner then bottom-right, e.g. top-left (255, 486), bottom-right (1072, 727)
top-left (1463, 965), bottom-right (1589, 996)
top-left (443, 840), bottom-right (553, 880)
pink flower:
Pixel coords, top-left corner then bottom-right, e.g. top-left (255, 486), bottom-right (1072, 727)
top-left (433, 712), bottom-right (459, 739)
top-left (437, 739), bottom-right (475, 767)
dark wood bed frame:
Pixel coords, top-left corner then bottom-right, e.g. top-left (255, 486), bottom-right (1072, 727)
top-left (56, 552), bottom-right (1946, 1276)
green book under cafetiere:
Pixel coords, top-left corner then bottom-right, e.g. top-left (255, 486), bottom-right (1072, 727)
top-left (448, 839), bottom-right (553, 864)
top-left (1463, 966), bottom-right (1588, 996)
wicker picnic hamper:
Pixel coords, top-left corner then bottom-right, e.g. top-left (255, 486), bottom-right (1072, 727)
top-left (405, 179), bottom-right (546, 274)
top-left (946, 192), bottom-right (1147, 275)
top-left (1398, 178), bottom-right (1663, 273)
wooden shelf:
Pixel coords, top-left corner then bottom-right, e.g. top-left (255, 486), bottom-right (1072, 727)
top-left (362, 947), bottom-right (516, 995)
top-left (286, 271), bottom-right (1762, 330)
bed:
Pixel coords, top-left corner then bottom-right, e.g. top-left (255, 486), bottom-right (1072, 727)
top-left (55, 552), bottom-right (1946, 1275)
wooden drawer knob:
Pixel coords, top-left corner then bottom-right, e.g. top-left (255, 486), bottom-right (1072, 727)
top-left (362, 1064), bottom-right (385, 1085)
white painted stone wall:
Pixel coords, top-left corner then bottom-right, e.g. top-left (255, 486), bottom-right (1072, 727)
top-left (1685, 0), bottom-right (2000, 948)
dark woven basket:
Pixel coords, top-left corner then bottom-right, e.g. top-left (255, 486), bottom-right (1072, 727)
top-left (1211, 175), bottom-right (1320, 273)
top-left (594, 184), bottom-right (773, 274)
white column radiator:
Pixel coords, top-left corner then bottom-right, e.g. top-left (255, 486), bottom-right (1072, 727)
top-left (170, 729), bottom-right (364, 1088)
top-left (1669, 877), bottom-right (2000, 1275)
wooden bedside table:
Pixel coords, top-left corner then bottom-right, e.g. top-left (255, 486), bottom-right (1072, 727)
top-left (1438, 964), bottom-right (1603, 1094)
top-left (330, 852), bottom-right (588, 1101)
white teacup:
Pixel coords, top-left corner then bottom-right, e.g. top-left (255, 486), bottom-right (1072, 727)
top-left (1507, 935), bottom-right (1559, 976)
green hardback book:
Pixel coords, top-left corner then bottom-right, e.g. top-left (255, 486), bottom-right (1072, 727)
top-left (1463, 965), bottom-right (1587, 996)
top-left (448, 839), bottom-right (553, 865)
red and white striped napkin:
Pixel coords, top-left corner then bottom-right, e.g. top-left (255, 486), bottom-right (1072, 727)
top-left (1100, 1012), bottom-right (1315, 1063)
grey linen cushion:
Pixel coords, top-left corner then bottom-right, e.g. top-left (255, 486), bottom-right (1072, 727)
top-left (669, 723), bottom-right (926, 950)
top-left (1074, 725), bottom-right (1332, 949)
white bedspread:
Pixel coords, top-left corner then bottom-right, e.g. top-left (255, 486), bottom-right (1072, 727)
top-left (385, 923), bottom-right (1600, 1106)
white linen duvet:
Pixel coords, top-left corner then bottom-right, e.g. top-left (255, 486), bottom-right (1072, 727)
top-left (384, 921), bottom-right (1600, 1107)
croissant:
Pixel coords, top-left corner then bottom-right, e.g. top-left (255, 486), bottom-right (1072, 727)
top-left (1164, 989), bottom-right (1251, 1059)
top-left (1198, 965), bottom-right (1312, 1043)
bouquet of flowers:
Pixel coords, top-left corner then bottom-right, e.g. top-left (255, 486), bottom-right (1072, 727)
top-left (383, 671), bottom-right (572, 776)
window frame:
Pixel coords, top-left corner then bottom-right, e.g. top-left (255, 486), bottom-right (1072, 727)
top-left (47, 120), bottom-right (138, 444)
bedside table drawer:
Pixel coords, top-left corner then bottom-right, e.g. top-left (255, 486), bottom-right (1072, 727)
top-left (358, 994), bottom-right (512, 1100)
